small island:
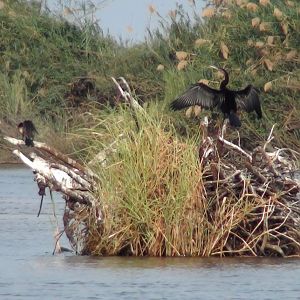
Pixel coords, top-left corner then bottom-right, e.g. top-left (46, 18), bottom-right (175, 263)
top-left (1, 0), bottom-right (299, 257)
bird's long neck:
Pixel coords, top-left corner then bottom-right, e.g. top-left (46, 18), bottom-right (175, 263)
top-left (219, 68), bottom-right (229, 90)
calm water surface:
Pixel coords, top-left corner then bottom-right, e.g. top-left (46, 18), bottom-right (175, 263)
top-left (0, 166), bottom-right (300, 299)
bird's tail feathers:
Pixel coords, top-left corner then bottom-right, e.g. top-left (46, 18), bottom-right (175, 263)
top-left (228, 112), bottom-right (241, 127)
top-left (256, 106), bottom-right (263, 119)
top-left (25, 137), bottom-right (34, 147)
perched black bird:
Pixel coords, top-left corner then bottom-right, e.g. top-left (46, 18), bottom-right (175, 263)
top-left (17, 120), bottom-right (38, 146)
top-left (170, 66), bottom-right (262, 127)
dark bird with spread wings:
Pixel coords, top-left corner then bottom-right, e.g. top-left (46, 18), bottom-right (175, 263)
top-left (18, 120), bottom-right (38, 147)
top-left (170, 66), bottom-right (262, 127)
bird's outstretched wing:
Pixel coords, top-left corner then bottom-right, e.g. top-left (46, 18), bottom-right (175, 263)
top-left (234, 85), bottom-right (262, 118)
top-left (170, 83), bottom-right (223, 111)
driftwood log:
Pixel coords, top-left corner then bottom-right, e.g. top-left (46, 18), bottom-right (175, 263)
top-left (3, 77), bottom-right (143, 255)
top-left (3, 136), bottom-right (103, 253)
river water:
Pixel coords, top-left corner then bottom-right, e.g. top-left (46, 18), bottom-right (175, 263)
top-left (1, 166), bottom-right (300, 299)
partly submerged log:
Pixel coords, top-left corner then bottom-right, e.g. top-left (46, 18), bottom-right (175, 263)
top-left (4, 135), bottom-right (103, 254)
top-left (2, 77), bottom-right (143, 255)
top-left (4, 137), bottom-right (98, 206)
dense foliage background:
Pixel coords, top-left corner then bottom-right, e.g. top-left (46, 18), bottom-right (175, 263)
top-left (0, 0), bottom-right (299, 151)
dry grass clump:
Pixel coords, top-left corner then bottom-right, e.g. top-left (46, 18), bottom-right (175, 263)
top-left (77, 111), bottom-right (207, 256)
top-left (63, 107), bottom-right (300, 257)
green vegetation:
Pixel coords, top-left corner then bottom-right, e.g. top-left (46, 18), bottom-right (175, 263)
top-left (0, 0), bottom-right (299, 148)
top-left (1, 0), bottom-right (300, 255)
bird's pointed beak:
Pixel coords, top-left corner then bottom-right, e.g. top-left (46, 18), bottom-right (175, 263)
top-left (209, 65), bottom-right (219, 70)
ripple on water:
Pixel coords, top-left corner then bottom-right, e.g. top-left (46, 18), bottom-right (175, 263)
top-left (1, 167), bottom-right (300, 300)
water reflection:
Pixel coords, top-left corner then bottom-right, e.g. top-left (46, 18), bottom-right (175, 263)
top-left (37, 255), bottom-right (300, 272)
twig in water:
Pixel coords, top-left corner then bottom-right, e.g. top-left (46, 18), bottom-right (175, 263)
top-left (52, 229), bottom-right (65, 255)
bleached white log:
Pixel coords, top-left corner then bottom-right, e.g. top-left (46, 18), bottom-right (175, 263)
top-left (111, 76), bottom-right (144, 111)
top-left (218, 135), bottom-right (252, 162)
top-left (4, 136), bottom-right (26, 146)
top-left (13, 150), bottom-right (98, 206)
top-left (4, 136), bottom-right (46, 147)
top-left (13, 150), bottom-right (81, 190)
top-left (5, 136), bottom-right (98, 181)
top-left (51, 163), bottom-right (92, 190)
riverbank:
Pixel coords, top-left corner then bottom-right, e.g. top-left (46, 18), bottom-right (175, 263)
top-left (1, 0), bottom-right (299, 154)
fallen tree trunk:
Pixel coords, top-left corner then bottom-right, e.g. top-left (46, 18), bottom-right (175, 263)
top-left (2, 77), bottom-right (143, 255)
top-left (4, 136), bottom-right (103, 254)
